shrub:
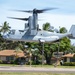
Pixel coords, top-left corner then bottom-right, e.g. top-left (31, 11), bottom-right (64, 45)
top-left (63, 62), bottom-right (75, 66)
top-left (0, 60), bottom-right (3, 63)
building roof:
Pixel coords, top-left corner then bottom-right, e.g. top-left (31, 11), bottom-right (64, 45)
top-left (0, 50), bottom-right (25, 57)
top-left (62, 53), bottom-right (75, 58)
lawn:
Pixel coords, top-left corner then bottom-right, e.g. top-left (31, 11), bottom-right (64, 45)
top-left (0, 72), bottom-right (75, 75)
top-left (0, 64), bottom-right (75, 68)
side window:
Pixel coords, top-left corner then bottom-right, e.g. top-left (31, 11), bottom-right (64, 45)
top-left (6, 56), bottom-right (14, 61)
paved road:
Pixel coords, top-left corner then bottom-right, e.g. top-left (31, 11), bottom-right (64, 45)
top-left (0, 66), bottom-right (75, 73)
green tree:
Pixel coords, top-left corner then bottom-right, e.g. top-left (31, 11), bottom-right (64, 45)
top-left (42, 25), bottom-right (71, 64)
top-left (43, 22), bottom-right (54, 32)
top-left (44, 43), bottom-right (58, 64)
top-left (60, 37), bottom-right (71, 52)
top-left (67, 45), bottom-right (75, 53)
top-left (43, 22), bottom-right (50, 31)
top-left (59, 27), bottom-right (67, 33)
top-left (1, 21), bottom-right (10, 34)
top-left (59, 27), bottom-right (71, 52)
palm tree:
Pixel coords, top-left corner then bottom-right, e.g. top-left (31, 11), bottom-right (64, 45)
top-left (0, 21), bottom-right (11, 50)
top-left (1, 21), bottom-right (11, 34)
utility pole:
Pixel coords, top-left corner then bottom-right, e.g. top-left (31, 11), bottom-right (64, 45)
top-left (39, 39), bottom-right (45, 66)
top-left (42, 42), bottom-right (44, 66)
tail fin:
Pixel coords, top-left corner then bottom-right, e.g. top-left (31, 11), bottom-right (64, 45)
top-left (69, 25), bottom-right (75, 39)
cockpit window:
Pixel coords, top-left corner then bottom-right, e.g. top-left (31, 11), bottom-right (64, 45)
top-left (9, 30), bottom-right (15, 35)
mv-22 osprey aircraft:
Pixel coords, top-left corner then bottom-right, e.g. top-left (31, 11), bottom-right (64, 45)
top-left (3, 8), bottom-right (75, 42)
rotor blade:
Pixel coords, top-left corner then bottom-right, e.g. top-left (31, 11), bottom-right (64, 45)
top-left (10, 7), bottom-right (57, 13)
top-left (7, 17), bottom-right (28, 21)
top-left (37, 8), bottom-right (58, 13)
top-left (10, 9), bottom-right (33, 13)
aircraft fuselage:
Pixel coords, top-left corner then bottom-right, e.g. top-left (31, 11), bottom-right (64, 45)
top-left (3, 30), bottom-right (71, 42)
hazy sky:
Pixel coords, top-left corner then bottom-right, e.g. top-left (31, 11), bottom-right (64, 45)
top-left (0, 0), bottom-right (75, 44)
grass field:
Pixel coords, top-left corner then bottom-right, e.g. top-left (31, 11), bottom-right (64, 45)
top-left (0, 72), bottom-right (75, 75)
top-left (0, 64), bottom-right (75, 68)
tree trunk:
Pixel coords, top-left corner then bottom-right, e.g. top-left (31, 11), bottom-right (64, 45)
top-left (45, 52), bottom-right (53, 65)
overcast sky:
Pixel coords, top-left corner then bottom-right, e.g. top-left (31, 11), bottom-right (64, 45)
top-left (0, 0), bottom-right (75, 44)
